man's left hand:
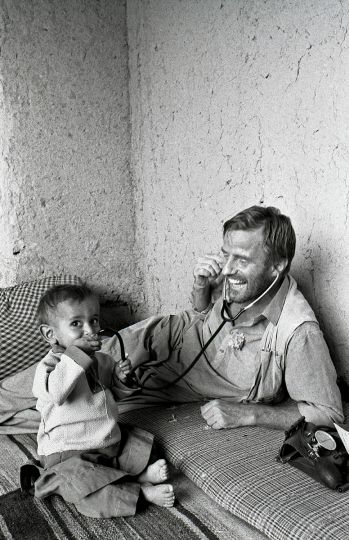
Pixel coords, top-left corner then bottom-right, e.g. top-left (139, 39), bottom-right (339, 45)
top-left (200, 399), bottom-right (255, 429)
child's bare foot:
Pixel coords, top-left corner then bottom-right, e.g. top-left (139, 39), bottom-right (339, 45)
top-left (138, 459), bottom-right (169, 484)
top-left (141, 484), bottom-right (175, 507)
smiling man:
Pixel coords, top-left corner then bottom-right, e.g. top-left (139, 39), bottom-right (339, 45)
top-left (104, 206), bottom-right (344, 430)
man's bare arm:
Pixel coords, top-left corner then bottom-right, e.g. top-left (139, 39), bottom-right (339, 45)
top-left (200, 399), bottom-right (302, 431)
top-left (192, 281), bottom-right (212, 313)
top-left (191, 254), bottom-right (224, 312)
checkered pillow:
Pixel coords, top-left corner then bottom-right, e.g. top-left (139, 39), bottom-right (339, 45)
top-left (0, 275), bottom-right (82, 380)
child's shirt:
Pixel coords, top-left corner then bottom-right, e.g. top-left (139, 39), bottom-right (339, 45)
top-left (33, 345), bottom-right (125, 457)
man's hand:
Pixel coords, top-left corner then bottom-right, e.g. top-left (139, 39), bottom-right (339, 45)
top-left (72, 334), bottom-right (102, 354)
top-left (192, 254), bottom-right (225, 312)
top-left (193, 253), bottom-right (225, 289)
top-left (200, 399), bottom-right (255, 429)
top-left (201, 398), bottom-right (303, 431)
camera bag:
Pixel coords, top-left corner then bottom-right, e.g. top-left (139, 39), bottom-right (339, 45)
top-left (277, 416), bottom-right (349, 492)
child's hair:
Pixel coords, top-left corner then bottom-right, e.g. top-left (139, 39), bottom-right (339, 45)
top-left (37, 284), bottom-right (97, 325)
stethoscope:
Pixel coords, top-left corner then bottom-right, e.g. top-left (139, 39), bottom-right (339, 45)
top-left (114, 272), bottom-right (280, 391)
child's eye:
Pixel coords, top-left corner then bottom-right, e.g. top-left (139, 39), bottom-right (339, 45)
top-left (71, 321), bottom-right (81, 327)
top-left (91, 317), bottom-right (99, 325)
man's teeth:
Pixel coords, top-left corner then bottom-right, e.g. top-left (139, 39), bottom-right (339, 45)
top-left (228, 278), bottom-right (245, 286)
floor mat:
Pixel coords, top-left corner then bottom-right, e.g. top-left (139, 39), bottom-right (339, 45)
top-left (0, 468), bottom-right (266, 540)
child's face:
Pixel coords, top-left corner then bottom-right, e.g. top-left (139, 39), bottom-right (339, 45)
top-left (49, 296), bottom-right (101, 349)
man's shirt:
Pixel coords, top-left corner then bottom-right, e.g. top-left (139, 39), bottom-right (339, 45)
top-left (104, 276), bottom-right (344, 423)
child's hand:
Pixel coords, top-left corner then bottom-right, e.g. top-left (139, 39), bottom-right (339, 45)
top-left (116, 354), bottom-right (132, 383)
top-left (72, 334), bottom-right (102, 354)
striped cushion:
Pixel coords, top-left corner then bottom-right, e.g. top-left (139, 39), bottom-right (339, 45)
top-left (120, 403), bottom-right (349, 540)
top-left (0, 275), bottom-right (81, 380)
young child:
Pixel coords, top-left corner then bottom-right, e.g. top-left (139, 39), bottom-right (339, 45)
top-left (29, 284), bottom-right (175, 518)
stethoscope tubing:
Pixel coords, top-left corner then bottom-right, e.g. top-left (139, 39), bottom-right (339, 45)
top-left (116, 273), bottom-right (280, 391)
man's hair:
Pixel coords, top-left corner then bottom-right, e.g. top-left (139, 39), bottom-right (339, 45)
top-left (37, 284), bottom-right (97, 325)
top-left (223, 206), bottom-right (296, 274)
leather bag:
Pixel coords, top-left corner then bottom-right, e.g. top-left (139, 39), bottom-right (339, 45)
top-left (277, 416), bottom-right (349, 492)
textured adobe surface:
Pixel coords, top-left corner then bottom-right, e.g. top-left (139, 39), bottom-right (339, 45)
top-left (0, 0), bottom-right (141, 307)
top-left (127, 0), bottom-right (349, 382)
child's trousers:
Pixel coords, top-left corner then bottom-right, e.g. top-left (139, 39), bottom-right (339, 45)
top-left (22, 425), bottom-right (155, 518)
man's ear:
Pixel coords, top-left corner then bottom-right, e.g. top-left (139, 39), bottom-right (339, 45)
top-left (273, 258), bottom-right (288, 277)
top-left (39, 324), bottom-right (57, 345)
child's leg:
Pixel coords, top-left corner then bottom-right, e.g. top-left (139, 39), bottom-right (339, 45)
top-left (34, 458), bottom-right (141, 518)
top-left (34, 455), bottom-right (175, 517)
top-left (74, 482), bottom-right (141, 518)
top-left (75, 481), bottom-right (175, 516)
top-left (137, 458), bottom-right (169, 484)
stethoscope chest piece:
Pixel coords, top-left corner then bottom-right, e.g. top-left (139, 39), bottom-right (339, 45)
top-left (313, 430), bottom-right (337, 452)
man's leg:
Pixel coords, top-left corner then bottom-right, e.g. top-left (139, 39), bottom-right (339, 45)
top-left (103, 311), bottom-right (205, 410)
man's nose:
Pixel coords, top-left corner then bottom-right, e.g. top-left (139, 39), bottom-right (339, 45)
top-left (222, 256), bottom-right (235, 275)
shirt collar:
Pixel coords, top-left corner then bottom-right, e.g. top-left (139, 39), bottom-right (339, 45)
top-left (261, 275), bottom-right (290, 326)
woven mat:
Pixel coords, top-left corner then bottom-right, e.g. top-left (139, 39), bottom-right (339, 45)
top-left (2, 403), bottom-right (348, 540)
top-left (0, 433), bottom-right (266, 540)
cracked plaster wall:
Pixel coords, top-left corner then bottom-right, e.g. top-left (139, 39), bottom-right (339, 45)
top-left (0, 0), bottom-right (141, 307)
top-left (128, 0), bottom-right (349, 382)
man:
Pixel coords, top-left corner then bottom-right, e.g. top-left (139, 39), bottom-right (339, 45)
top-left (104, 206), bottom-right (344, 430)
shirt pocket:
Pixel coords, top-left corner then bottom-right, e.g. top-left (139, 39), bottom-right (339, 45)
top-left (247, 350), bottom-right (284, 402)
